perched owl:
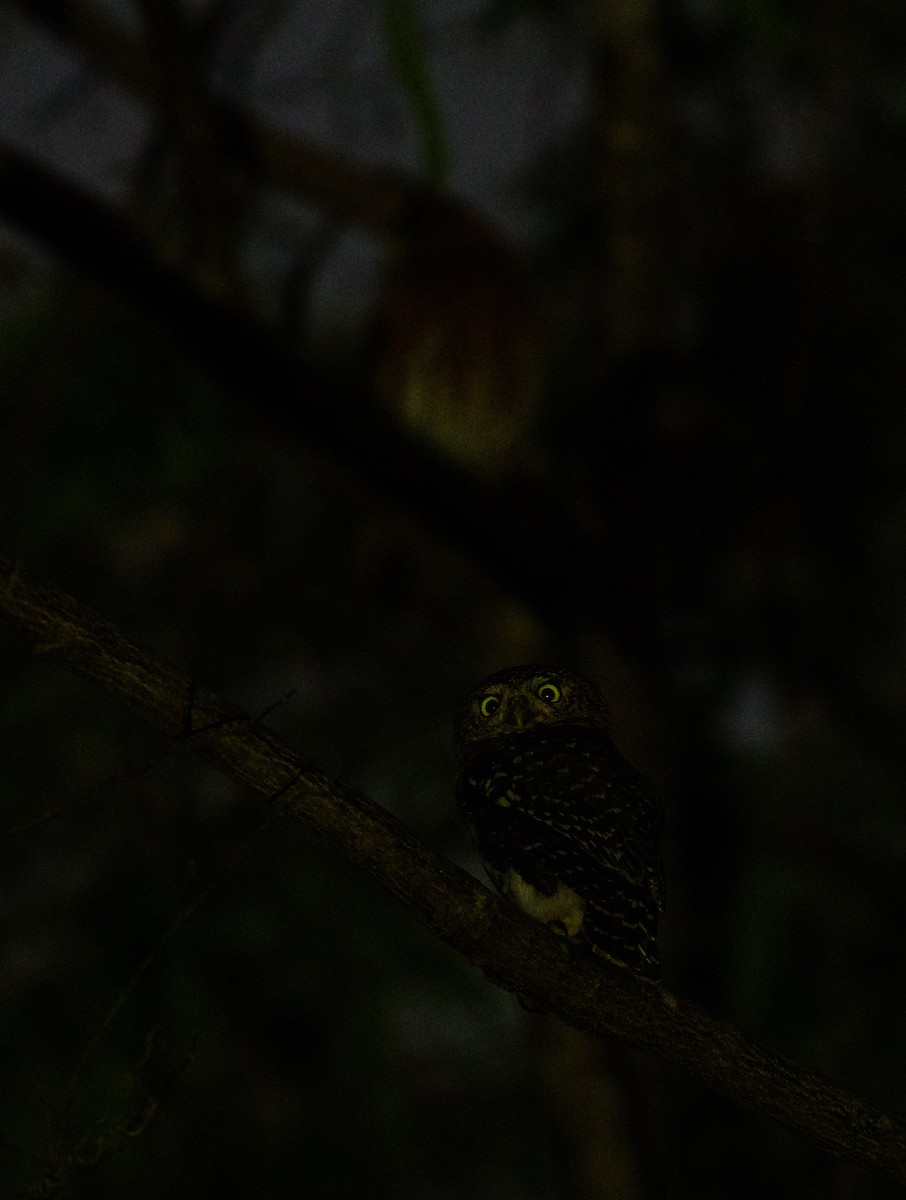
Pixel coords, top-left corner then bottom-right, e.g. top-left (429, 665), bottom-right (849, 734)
top-left (455, 666), bottom-right (665, 981)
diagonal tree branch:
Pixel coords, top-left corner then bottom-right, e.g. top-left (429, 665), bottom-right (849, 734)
top-left (1, 551), bottom-right (905, 1184)
top-left (0, 141), bottom-right (618, 642)
top-left (1, 0), bottom-right (657, 657)
top-left (14, 0), bottom-right (414, 233)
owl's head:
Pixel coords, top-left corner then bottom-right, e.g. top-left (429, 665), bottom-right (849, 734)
top-left (455, 665), bottom-right (610, 757)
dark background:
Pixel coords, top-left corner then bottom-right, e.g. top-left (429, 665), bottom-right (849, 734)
top-left (1, 1), bottom-right (905, 1197)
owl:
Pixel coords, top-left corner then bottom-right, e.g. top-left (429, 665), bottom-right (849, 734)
top-left (455, 666), bottom-right (665, 981)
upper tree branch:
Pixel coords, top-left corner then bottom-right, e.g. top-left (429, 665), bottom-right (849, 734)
top-left (14, 0), bottom-right (415, 233)
top-left (0, 142), bottom-right (618, 642)
top-left (1, 552), bottom-right (904, 1185)
top-left (1, 0), bottom-right (660, 656)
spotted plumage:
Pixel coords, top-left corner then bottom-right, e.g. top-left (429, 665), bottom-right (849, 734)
top-left (455, 666), bottom-right (665, 980)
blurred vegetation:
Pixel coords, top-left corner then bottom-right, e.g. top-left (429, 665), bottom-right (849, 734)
top-left (1, 0), bottom-right (905, 1197)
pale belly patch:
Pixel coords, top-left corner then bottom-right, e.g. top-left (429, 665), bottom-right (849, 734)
top-left (503, 869), bottom-right (586, 938)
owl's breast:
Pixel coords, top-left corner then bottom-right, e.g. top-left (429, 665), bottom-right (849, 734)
top-left (457, 725), bottom-right (624, 812)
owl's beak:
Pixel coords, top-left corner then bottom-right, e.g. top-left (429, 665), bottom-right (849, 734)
top-left (507, 699), bottom-right (533, 730)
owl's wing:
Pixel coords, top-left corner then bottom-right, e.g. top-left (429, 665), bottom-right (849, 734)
top-left (461, 791), bottom-right (664, 977)
top-left (550, 773), bottom-right (666, 913)
top-left (461, 781), bottom-right (663, 909)
top-left (457, 738), bottom-right (665, 977)
top-left (457, 740), bottom-right (665, 908)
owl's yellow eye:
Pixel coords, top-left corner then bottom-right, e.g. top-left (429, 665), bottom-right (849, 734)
top-left (537, 682), bottom-right (561, 705)
top-left (479, 694), bottom-right (500, 718)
